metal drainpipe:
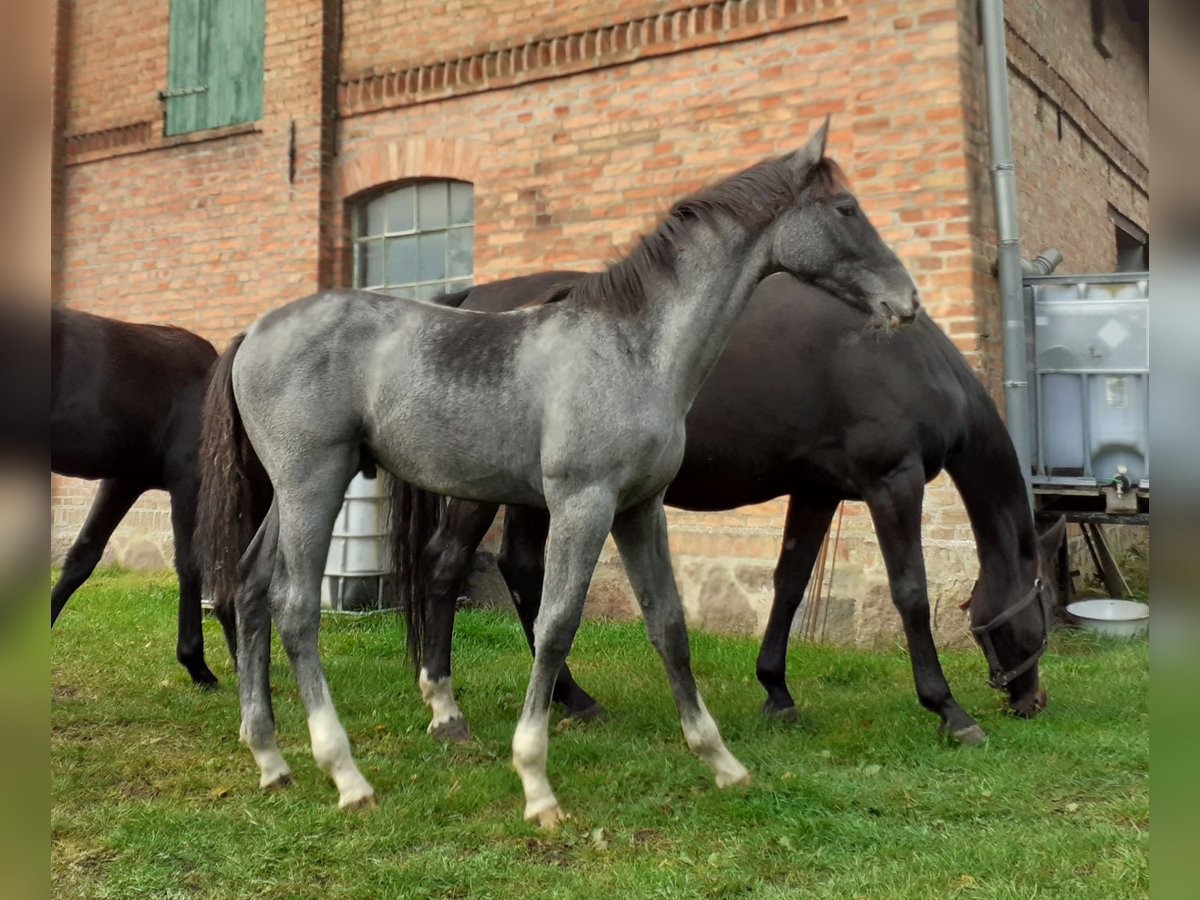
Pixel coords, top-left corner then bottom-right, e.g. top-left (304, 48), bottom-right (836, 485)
top-left (980, 0), bottom-right (1034, 509)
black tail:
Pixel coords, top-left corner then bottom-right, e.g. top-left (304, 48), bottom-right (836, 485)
top-left (195, 334), bottom-right (272, 619)
top-left (388, 477), bottom-right (444, 676)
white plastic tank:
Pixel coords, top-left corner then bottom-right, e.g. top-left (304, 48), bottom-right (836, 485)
top-left (1029, 275), bottom-right (1149, 487)
top-left (322, 472), bottom-right (393, 611)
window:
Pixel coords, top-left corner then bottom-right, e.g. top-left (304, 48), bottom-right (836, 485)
top-left (353, 181), bottom-right (474, 299)
top-left (163, 0), bottom-right (265, 136)
top-left (1109, 205), bottom-right (1148, 272)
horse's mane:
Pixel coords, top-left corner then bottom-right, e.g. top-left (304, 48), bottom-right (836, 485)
top-left (564, 155), bottom-right (847, 316)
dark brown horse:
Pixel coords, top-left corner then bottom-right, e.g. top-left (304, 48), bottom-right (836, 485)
top-left (51, 306), bottom-right (235, 686)
top-left (398, 271), bottom-right (1064, 745)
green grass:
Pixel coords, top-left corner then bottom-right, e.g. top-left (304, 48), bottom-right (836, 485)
top-left (52, 569), bottom-right (1148, 898)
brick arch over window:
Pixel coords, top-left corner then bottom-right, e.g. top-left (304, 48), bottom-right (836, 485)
top-left (336, 138), bottom-right (486, 201)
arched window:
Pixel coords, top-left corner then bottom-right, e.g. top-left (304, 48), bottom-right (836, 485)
top-left (353, 180), bottom-right (474, 299)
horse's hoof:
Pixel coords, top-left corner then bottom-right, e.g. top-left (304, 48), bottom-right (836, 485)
top-left (190, 669), bottom-right (219, 690)
top-left (941, 723), bottom-right (988, 745)
top-left (569, 702), bottom-right (607, 723)
top-left (716, 768), bottom-right (751, 789)
top-left (261, 771), bottom-right (294, 791)
top-left (1010, 689), bottom-right (1048, 719)
top-left (527, 804), bottom-right (568, 830)
top-left (430, 717), bottom-right (472, 743)
top-left (339, 791), bottom-right (377, 812)
top-left (760, 701), bottom-right (799, 721)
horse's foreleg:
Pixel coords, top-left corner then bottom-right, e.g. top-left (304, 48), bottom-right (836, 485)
top-left (420, 498), bottom-right (499, 742)
top-left (756, 496), bottom-right (838, 718)
top-left (235, 502), bottom-right (292, 791)
top-left (51, 478), bottom-right (142, 626)
top-left (863, 462), bottom-right (985, 744)
top-left (499, 505), bottom-right (604, 720)
top-left (612, 495), bottom-right (749, 790)
top-left (512, 487), bottom-right (614, 828)
top-left (168, 482), bottom-right (218, 688)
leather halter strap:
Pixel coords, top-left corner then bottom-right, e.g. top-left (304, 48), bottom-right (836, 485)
top-left (969, 579), bottom-right (1049, 689)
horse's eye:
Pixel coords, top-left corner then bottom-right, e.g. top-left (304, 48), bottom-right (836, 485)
top-left (835, 204), bottom-right (857, 218)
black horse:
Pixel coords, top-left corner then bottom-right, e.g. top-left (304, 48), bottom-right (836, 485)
top-left (398, 271), bottom-right (1064, 744)
top-left (51, 306), bottom-right (235, 686)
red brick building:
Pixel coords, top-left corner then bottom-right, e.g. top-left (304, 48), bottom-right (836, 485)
top-left (51, 0), bottom-right (1148, 644)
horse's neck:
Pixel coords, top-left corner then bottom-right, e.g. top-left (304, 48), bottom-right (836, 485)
top-left (645, 225), bottom-right (773, 406)
top-left (946, 384), bottom-right (1039, 614)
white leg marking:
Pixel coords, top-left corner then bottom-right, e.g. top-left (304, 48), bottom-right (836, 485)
top-left (512, 713), bottom-right (564, 826)
top-left (682, 697), bottom-right (750, 789)
top-left (420, 668), bottom-right (465, 732)
top-left (308, 703), bottom-right (375, 809)
top-left (240, 720), bottom-right (292, 789)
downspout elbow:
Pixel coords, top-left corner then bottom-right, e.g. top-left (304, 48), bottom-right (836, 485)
top-left (1021, 248), bottom-right (1064, 277)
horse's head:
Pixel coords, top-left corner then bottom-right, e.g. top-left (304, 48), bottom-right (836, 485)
top-left (968, 515), bottom-right (1066, 718)
top-left (771, 118), bottom-right (920, 329)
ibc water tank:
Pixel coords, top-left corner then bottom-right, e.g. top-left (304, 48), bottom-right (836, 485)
top-left (1030, 275), bottom-right (1149, 488)
top-left (322, 472), bottom-right (392, 612)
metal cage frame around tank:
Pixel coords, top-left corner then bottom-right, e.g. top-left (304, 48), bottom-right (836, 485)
top-left (1024, 271), bottom-right (1149, 520)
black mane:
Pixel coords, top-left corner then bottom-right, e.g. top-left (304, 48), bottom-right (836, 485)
top-left (566, 156), bottom-right (846, 315)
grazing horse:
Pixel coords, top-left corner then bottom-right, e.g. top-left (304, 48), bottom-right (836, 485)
top-left (51, 307), bottom-right (236, 687)
top-left (400, 270), bottom-right (1064, 746)
top-left (196, 121), bottom-right (919, 822)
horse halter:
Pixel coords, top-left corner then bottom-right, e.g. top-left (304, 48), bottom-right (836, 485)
top-left (969, 579), bottom-right (1049, 690)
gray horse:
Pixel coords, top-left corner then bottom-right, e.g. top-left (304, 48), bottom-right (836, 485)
top-left (196, 121), bottom-right (919, 824)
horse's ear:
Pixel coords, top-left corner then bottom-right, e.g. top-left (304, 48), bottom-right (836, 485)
top-left (784, 115), bottom-right (830, 180)
top-left (1036, 515), bottom-right (1066, 564)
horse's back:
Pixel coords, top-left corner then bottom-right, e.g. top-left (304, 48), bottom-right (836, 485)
top-left (51, 307), bottom-right (217, 481)
top-left (234, 286), bottom-right (657, 507)
top-left (668, 274), bottom-right (977, 506)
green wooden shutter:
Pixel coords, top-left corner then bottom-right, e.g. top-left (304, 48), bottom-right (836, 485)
top-left (165, 0), bottom-right (208, 135)
top-left (165, 0), bottom-right (264, 136)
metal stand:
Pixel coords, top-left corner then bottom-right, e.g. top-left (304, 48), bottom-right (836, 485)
top-left (1078, 522), bottom-right (1132, 599)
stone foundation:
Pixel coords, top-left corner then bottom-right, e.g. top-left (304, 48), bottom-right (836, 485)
top-left (52, 476), bottom-right (1149, 648)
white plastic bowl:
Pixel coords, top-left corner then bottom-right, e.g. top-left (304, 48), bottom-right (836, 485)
top-left (1066, 599), bottom-right (1149, 638)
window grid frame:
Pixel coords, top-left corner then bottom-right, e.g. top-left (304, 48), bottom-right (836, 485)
top-left (352, 180), bottom-right (474, 300)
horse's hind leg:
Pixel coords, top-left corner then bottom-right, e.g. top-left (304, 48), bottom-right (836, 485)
top-left (168, 480), bottom-right (218, 687)
top-left (756, 496), bottom-right (838, 718)
top-left (499, 505), bottom-right (604, 720)
top-left (512, 487), bottom-right (614, 828)
top-left (235, 501), bottom-right (292, 790)
top-left (863, 461), bottom-right (984, 744)
top-left (272, 457), bottom-right (375, 809)
top-left (420, 498), bottom-right (499, 742)
top-left (611, 495), bottom-right (749, 789)
top-left (51, 478), bottom-right (142, 625)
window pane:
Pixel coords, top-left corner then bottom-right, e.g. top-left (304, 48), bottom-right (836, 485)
top-left (418, 231), bottom-right (447, 281)
top-left (385, 285), bottom-right (416, 300)
top-left (386, 186), bottom-right (416, 233)
top-left (417, 182), bottom-right (448, 229)
top-left (449, 182), bottom-right (474, 225)
top-left (413, 283), bottom-right (445, 301)
top-left (386, 235), bottom-right (418, 286)
top-left (446, 278), bottom-right (473, 294)
top-left (447, 226), bottom-right (473, 278)
top-left (361, 197), bottom-right (386, 237)
top-left (358, 240), bottom-right (383, 287)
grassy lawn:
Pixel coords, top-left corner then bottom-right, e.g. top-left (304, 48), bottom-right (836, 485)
top-left (52, 570), bottom-right (1148, 898)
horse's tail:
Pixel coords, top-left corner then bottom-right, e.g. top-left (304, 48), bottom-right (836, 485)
top-left (388, 476), bottom-right (444, 677)
top-left (195, 333), bottom-right (272, 619)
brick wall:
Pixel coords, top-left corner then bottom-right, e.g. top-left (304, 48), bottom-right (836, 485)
top-left (53, 0), bottom-right (1147, 647)
top-left (52, 0), bottom-right (335, 566)
top-left (332, 0), bottom-right (983, 647)
top-left (958, 0), bottom-right (1149, 402)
